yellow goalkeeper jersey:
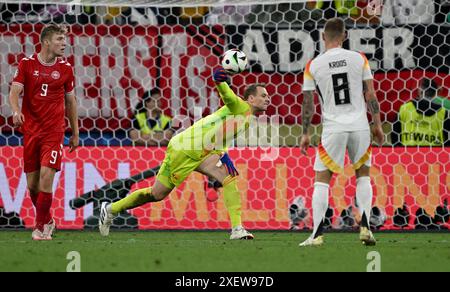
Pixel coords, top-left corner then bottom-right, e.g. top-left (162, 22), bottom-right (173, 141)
top-left (169, 82), bottom-right (251, 160)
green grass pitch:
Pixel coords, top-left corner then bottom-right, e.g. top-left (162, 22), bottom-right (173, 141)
top-left (0, 230), bottom-right (449, 272)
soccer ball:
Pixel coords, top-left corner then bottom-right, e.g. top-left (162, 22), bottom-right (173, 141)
top-left (221, 49), bottom-right (248, 74)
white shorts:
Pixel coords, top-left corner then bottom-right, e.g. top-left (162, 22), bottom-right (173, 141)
top-left (314, 130), bottom-right (372, 174)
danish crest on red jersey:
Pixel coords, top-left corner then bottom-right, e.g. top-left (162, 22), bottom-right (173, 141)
top-left (51, 71), bottom-right (60, 79)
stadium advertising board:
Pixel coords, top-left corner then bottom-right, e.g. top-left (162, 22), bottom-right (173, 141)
top-left (1, 146), bottom-right (449, 230)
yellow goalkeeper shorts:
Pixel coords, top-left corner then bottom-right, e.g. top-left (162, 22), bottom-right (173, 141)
top-left (156, 143), bottom-right (221, 189)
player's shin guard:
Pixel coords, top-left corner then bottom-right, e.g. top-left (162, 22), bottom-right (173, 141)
top-left (356, 176), bottom-right (373, 228)
top-left (312, 182), bottom-right (329, 239)
top-left (35, 192), bottom-right (52, 231)
top-left (223, 175), bottom-right (242, 229)
top-left (111, 187), bottom-right (153, 214)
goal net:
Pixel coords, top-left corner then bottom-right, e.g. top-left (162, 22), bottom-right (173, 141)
top-left (0, 0), bottom-right (449, 231)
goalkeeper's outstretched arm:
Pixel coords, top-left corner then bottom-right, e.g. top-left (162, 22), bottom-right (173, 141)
top-left (213, 67), bottom-right (248, 115)
top-left (216, 82), bottom-right (248, 115)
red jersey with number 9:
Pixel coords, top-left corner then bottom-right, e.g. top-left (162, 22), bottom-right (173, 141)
top-left (12, 53), bottom-right (75, 135)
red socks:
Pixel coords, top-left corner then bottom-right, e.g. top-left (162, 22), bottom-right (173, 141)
top-left (30, 192), bottom-right (39, 208)
top-left (35, 192), bottom-right (53, 231)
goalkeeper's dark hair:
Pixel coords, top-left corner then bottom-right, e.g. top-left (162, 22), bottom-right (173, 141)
top-left (40, 24), bottom-right (67, 43)
top-left (324, 18), bottom-right (345, 40)
top-left (243, 83), bottom-right (266, 101)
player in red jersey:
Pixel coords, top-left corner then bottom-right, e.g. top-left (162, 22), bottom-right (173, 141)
top-left (8, 24), bottom-right (79, 240)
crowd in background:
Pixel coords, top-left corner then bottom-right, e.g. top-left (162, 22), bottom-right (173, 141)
top-left (1, 1), bottom-right (449, 26)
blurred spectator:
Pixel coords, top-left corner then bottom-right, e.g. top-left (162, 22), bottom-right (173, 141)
top-left (98, 6), bottom-right (128, 24)
top-left (433, 95), bottom-right (450, 111)
top-left (391, 79), bottom-right (450, 146)
top-left (4, 3), bottom-right (94, 24)
top-left (246, 2), bottom-right (321, 26)
top-left (156, 7), bottom-right (180, 25)
top-left (354, 0), bottom-right (382, 24)
top-left (179, 6), bottom-right (209, 25)
top-left (76, 6), bottom-right (97, 24)
top-left (97, 6), bottom-right (178, 25)
top-left (316, 0), bottom-right (358, 16)
top-left (382, 0), bottom-right (435, 25)
top-left (0, 3), bottom-right (21, 23)
top-left (111, 7), bottom-right (158, 25)
top-left (312, 0), bottom-right (382, 24)
top-left (10, 4), bottom-right (67, 23)
top-left (7, 4), bottom-right (45, 23)
top-left (129, 89), bottom-right (174, 146)
top-left (332, 0), bottom-right (359, 16)
top-left (206, 2), bottom-right (253, 25)
top-left (313, 0), bottom-right (358, 20)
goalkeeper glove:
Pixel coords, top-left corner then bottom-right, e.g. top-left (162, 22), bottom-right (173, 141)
top-left (213, 67), bottom-right (229, 83)
top-left (219, 152), bottom-right (239, 177)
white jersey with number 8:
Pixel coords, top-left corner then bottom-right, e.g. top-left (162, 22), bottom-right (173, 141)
top-left (303, 48), bottom-right (373, 134)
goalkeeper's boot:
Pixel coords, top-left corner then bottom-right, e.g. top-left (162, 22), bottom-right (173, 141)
top-left (99, 202), bottom-right (114, 236)
top-left (43, 218), bottom-right (56, 238)
top-left (299, 235), bottom-right (323, 247)
top-left (360, 227), bottom-right (376, 246)
top-left (230, 226), bottom-right (254, 240)
top-left (32, 229), bottom-right (52, 241)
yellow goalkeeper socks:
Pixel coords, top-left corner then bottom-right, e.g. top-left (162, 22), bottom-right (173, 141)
top-left (111, 187), bottom-right (153, 214)
top-left (222, 175), bottom-right (242, 228)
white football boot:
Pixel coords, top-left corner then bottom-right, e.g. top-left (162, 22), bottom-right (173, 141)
top-left (230, 226), bottom-right (254, 240)
top-left (99, 202), bottom-right (114, 236)
top-left (32, 229), bottom-right (52, 241)
top-left (359, 227), bottom-right (376, 246)
top-left (43, 219), bottom-right (56, 238)
top-left (299, 235), bottom-right (324, 247)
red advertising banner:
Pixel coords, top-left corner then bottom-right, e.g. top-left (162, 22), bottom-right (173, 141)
top-left (1, 146), bottom-right (449, 230)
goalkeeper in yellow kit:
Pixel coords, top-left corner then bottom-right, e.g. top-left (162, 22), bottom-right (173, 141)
top-left (99, 67), bottom-right (270, 239)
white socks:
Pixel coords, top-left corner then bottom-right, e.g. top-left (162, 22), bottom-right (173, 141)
top-left (310, 177), bottom-right (372, 238)
top-left (356, 176), bottom-right (373, 228)
top-left (312, 182), bottom-right (329, 238)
